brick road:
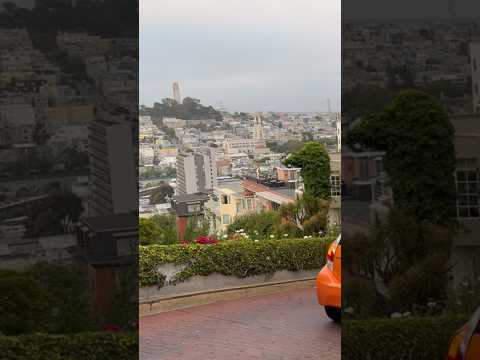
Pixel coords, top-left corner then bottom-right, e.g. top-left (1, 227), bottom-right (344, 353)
top-left (140, 287), bottom-right (341, 360)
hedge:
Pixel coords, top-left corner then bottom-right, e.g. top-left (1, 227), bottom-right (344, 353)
top-left (342, 316), bottom-right (468, 360)
top-left (0, 332), bottom-right (138, 360)
top-left (139, 237), bottom-right (331, 287)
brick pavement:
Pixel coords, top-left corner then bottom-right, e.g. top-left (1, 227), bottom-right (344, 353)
top-left (140, 287), bottom-right (341, 360)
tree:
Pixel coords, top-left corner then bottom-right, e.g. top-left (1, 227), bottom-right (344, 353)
top-left (343, 90), bottom-right (457, 318)
top-left (279, 194), bottom-right (330, 236)
top-left (183, 216), bottom-right (210, 243)
top-left (149, 183), bottom-right (174, 204)
top-left (139, 215), bottom-right (178, 245)
top-left (347, 90), bottom-right (456, 225)
top-left (284, 142), bottom-right (331, 199)
top-left (0, 271), bottom-right (50, 335)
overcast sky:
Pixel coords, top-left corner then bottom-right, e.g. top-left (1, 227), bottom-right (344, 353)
top-left (140, 0), bottom-right (340, 113)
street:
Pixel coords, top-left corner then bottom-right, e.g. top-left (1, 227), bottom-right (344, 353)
top-left (140, 287), bottom-right (341, 360)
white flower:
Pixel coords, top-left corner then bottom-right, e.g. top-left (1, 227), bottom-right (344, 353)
top-left (303, 236), bottom-right (308, 239)
top-left (344, 307), bottom-right (354, 314)
top-left (254, 239), bottom-right (259, 242)
top-left (390, 312), bottom-right (402, 318)
top-left (283, 233), bottom-right (288, 237)
top-left (222, 234), bottom-right (228, 239)
top-left (270, 235), bottom-right (275, 238)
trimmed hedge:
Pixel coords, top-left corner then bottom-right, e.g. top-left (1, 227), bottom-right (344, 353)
top-left (0, 332), bottom-right (138, 360)
top-left (139, 237), bottom-right (331, 287)
top-left (342, 316), bottom-right (468, 360)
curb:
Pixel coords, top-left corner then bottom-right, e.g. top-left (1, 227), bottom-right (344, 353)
top-left (139, 277), bottom-right (317, 317)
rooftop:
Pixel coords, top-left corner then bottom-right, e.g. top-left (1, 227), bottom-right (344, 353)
top-left (81, 213), bottom-right (138, 232)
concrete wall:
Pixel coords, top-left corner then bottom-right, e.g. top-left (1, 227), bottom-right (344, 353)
top-left (140, 267), bottom-right (319, 304)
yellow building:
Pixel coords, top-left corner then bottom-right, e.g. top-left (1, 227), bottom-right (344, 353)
top-left (216, 187), bottom-right (255, 232)
top-left (158, 147), bottom-right (178, 157)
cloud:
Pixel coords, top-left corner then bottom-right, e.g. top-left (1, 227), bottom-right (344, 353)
top-left (141, 0), bottom-right (339, 30)
top-left (140, 0), bottom-right (340, 112)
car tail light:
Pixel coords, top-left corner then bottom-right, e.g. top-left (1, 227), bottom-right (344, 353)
top-left (326, 244), bottom-right (336, 271)
top-left (447, 329), bottom-right (466, 360)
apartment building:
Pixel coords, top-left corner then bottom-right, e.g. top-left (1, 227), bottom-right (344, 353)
top-left (176, 147), bottom-right (218, 195)
top-left (88, 118), bottom-right (137, 216)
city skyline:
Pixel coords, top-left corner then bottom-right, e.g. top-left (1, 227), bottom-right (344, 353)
top-left (140, 0), bottom-right (340, 113)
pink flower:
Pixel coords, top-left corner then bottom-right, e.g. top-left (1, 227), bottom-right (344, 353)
top-left (195, 236), bottom-right (218, 244)
top-left (103, 324), bottom-right (121, 332)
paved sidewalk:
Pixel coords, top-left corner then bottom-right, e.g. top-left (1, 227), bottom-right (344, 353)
top-left (140, 287), bottom-right (341, 360)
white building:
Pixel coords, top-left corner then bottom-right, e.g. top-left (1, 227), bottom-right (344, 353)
top-left (223, 138), bottom-right (269, 156)
top-left (176, 147), bottom-right (218, 195)
top-left (88, 118), bottom-right (137, 216)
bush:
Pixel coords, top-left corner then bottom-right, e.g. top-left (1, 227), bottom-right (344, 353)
top-left (0, 332), bottom-right (138, 360)
top-left (139, 215), bottom-right (177, 245)
top-left (139, 237), bottom-right (331, 287)
top-left (0, 264), bottom-right (93, 335)
top-left (227, 211), bottom-right (281, 240)
top-left (342, 316), bottom-right (468, 360)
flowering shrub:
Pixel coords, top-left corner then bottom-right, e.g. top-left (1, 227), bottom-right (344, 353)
top-left (103, 324), bottom-right (121, 332)
top-left (195, 235), bottom-right (218, 245)
top-left (139, 237), bottom-right (333, 287)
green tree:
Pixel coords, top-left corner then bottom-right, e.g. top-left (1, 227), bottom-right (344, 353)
top-left (27, 263), bottom-right (93, 333)
top-left (149, 183), bottom-right (174, 204)
top-left (0, 271), bottom-right (50, 335)
top-left (347, 90), bottom-right (456, 225)
top-left (284, 142), bottom-right (331, 199)
top-left (139, 215), bottom-right (178, 245)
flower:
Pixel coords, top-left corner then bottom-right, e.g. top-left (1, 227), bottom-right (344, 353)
top-left (283, 233), bottom-right (289, 237)
top-left (195, 236), bottom-right (218, 245)
top-left (390, 312), bottom-right (402, 318)
top-left (303, 236), bottom-right (308, 239)
top-left (254, 239), bottom-right (259, 242)
top-left (270, 235), bottom-right (275, 238)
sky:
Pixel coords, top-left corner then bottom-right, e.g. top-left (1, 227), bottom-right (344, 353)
top-left (140, 0), bottom-right (341, 113)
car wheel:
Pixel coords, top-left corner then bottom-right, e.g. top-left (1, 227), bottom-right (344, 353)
top-left (325, 306), bottom-right (341, 323)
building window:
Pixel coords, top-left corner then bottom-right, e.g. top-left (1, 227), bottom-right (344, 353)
top-left (330, 175), bottom-right (341, 197)
top-left (117, 238), bottom-right (132, 256)
top-left (221, 195), bottom-right (229, 204)
top-left (187, 203), bottom-right (201, 213)
top-left (236, 201), bottom-right (242, 213)
top-left (456, 159), bottom-right (479, 218)
top-left (359, 158), bottom-right (369, 180)
top-left (222, 214), bottom-right (230, 225)
top-left (375, 159), bottom-right (384, 175)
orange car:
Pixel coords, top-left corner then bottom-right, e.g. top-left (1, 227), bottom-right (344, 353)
top-left (447, 306), bottom-right (480, 360)
top-left (316, 235), bottom-right (341, 322)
